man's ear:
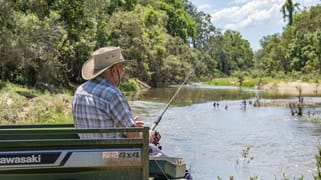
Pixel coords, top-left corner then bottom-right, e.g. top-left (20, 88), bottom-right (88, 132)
top-left (110, 66), bottom-right (116, 73)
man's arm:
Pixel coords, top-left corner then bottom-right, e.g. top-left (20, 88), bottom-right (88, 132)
top-left (126, 116), bottom-right (144, 138)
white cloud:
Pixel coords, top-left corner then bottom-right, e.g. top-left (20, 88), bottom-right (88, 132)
top-left (298, 0), bottom-right (321, 7)
top-left (198, 4), bottom-right (212, 11)
top-left (229, 0), bottom-right (252, 5)
top-left (190, 0), bottom-right (320, 50)
top-left (210, 0), bottom-right (284, 30)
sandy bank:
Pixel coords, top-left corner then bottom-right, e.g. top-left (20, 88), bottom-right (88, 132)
top-left (259, 81), bottom-right (321, 95)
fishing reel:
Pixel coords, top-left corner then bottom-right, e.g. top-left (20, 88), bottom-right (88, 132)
top-left (151, 130), bottom-right (162, 150)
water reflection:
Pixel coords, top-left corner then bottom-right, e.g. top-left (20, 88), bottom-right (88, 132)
top-left (128, 86), bottom-right (252, 106)
top-left (127, 84), bottom-right (309, 106)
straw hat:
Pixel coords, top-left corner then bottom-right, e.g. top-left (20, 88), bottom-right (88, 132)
top-left (81, 47), bottom-right (134, 80)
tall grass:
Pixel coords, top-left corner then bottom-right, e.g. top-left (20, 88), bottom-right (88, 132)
top-left (0, 82), bottom-right (73, 125)
top-left (205, 77), bottom-right (285, 87)
top-left (0, 79), bottom-right (140, 125)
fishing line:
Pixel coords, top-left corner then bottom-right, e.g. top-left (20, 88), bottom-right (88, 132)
top-left (151, 47), bottom-right (212, 131)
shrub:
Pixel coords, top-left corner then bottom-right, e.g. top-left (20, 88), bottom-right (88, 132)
top-left (120, 79), bottom-right (139, 92)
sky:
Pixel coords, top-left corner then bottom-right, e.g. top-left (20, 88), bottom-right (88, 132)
top-left (189, 0), bottom-right (320, 50)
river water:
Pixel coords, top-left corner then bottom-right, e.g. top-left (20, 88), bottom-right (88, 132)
top-left (127, 83), bottom-right (321, 179)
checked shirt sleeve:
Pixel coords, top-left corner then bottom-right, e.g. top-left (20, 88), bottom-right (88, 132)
top-left (109, 91), bottom-right (136, 128)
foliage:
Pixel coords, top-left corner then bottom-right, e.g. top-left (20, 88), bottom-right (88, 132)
top-left (299, 117), bottom-right (321, 123)
top-left (119, 79), bottom-right (139, 92)
top-left (1, 1), bottom-right (321, 89)
top-left (204, 77), bottom-right (237, 86)
top-left (0, 2), bottom-right (66, 86)
top-left (219, 30), bottom-right (254, 75)
top-left (0, 80), bottom-right (5, 89)
top-left (316, 146), bottom-right (321, 179)
top-left (158, 0), bottom-right (196, 42)
top-left (0, 82), bottom-right (72, 125)
top-left (205, 76), bottom-right (282, 88)
top-left (0, 0), bottom-right (254, 89)
top-left (257, 4), bottom-right (321, 78)
top-left (236, 147), bottom-right (254, 167)
top-left (281, 0), bottom-right (300, 26)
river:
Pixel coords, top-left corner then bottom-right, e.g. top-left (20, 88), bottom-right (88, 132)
top-left (127, 83), bottom-right (321, 179)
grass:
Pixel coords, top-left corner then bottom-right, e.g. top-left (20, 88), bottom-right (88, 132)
top-left (0, 82), bottom-right (73, 125)
top-left (204, 76), bottom-right (291, 87)
top-left (0, 79), bottom-right (138, 125)
top-left (299, 116), bottom-right (321, 123)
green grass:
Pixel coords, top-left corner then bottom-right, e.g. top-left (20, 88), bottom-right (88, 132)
top-left (299, 117), bottom-right (321, 123)
top-left (0, 79), bottom-right (139, 125)
top-left (204, 77), bottom-right (284, 87)
top-left (0, 82), bottom-right (73, 125)
top-left (204, 77), bottom-right (238, 86)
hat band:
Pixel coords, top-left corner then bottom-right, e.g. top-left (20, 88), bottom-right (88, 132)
top-left (94, 66), bottom-right (107, 71)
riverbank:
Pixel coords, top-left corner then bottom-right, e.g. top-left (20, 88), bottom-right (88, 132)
top-left (205, 77), bottom-right (321, 95)
top-left (0, 82), bottom-right (73, 125)
top-left (259, 81), bottom-right (321, 95)
top-left (1, 80), bottom-right (321, 125)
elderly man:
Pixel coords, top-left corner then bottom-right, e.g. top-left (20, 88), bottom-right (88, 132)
top-left (72, 46), bottom-right (191, 179)
top-left (72, 47), bottom-right (147, 139)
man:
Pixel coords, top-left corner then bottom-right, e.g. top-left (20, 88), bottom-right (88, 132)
top-left (72, 46), bottom-right (191, 179)
top-left (72, 46), bottom-right (148, 139)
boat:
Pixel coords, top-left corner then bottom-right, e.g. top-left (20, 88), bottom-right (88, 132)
top-left (0, 124), bottom-right (186, 180)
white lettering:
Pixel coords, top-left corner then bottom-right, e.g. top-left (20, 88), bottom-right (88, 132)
top-left (0, 155), bottom-right (41, 165)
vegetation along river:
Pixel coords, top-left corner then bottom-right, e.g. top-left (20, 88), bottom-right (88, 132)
top-left (127, 83), bottom-right (321, 179)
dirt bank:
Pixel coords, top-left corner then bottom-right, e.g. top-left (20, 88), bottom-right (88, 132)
top-left (259, 81), bottom-right (321, 95)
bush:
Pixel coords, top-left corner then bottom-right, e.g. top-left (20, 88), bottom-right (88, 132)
top-left (0, 80), bottom-right (5, 90)
top-left (0, 82), bottom-right (73, 125)
top-left (120, 79), bottom-right (139, 92)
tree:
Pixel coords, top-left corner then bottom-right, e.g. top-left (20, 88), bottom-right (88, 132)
top-left (158, 0), bottom-right (196, 42)
top-left (281, 0), bottom-right (300, 26)
top-left (219, 30), bottom-right (253, 75)
top-left (1, 0), bottom-right (260, 88)
top-left (258, 34), bottom-right (286, 75)
top-left (184, 1), bottom-right (217, 49)
top-left (0, 1), bottom-right (66, 86)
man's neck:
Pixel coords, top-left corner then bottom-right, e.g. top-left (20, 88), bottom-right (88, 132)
top-left (99, 74), bottom-right (118, 87)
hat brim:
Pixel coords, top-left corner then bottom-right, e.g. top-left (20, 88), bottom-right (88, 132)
top-left (81, 58), bottom-right (135, 80)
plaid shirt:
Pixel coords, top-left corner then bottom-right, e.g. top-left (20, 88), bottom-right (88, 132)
top-left (72, 77), bottom-right (135, 139)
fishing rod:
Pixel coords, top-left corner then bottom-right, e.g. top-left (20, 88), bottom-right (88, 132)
top-left (151, 47), bottom-right (212, 131)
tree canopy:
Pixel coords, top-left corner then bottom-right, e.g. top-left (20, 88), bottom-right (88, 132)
top-left (0, 0), bottom-right (320, 89)
top-left (257, 4), bottom-right (321, 79)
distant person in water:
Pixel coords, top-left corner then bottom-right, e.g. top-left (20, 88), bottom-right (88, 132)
top-left (72, 46), bottom-right (192, 179)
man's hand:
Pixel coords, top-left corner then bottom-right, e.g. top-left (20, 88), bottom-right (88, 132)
top-left (127, 116), bottom-right (144, 138)
top-left (149, 130), bottom-right (161, 145)
top-left (134, 116), bottom-right (144, 127)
